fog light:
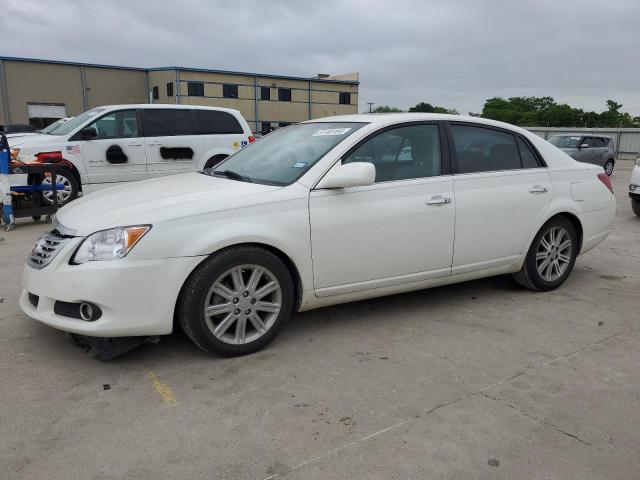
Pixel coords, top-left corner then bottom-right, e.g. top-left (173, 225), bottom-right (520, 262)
top-left (79, 302), bottom-right (101, 322)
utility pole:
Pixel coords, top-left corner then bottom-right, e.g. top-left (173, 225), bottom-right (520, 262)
top-left (366, 102), bottom-right (375, 113)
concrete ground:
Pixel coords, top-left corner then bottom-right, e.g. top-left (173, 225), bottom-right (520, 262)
top-left (1, 161), bottom-right (639, 480)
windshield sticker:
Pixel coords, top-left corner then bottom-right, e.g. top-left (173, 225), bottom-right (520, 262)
top-left (292, 162), bottom-right (307, 168)
top-left (312, 128), bottom-right (352, 137)
top-left (66, 145), bottom-right (81, 154)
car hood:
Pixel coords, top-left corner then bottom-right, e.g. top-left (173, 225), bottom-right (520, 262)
top-left (55, 173), bottom-right (282, 236)
top-left (9, 134), bottom-right (60, 148)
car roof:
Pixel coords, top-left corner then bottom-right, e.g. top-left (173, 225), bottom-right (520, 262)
top-left (95, 104), bottom-right (242, 115)
top-left (304, 113), bottom-right (534, 135)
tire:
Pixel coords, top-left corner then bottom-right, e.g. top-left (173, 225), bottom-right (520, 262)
top-left (41, 170), bottom-right (79, 206)
top-left (512, 216), bottom-right (578, 291)
top-left (178, 246), bottom-right (294, 356)
top-left (604, 160), bottom-right (614, 176)
top-left (32, 215), bottom-right (41, 222)
top-left (202, 155), bottom-right (228, 175)
top-left (632, 199), bottom-right (640, 217)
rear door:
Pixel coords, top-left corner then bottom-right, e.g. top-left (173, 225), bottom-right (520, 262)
top-left (142, 109), bottom-right (205, 178)
top-left (448, 123), bottom-right (552, 273)
top-left (80, 109), bottom-right (147, 186)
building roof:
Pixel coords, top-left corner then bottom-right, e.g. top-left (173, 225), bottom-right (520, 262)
top-left (0, 56), bottom-right (359, 85)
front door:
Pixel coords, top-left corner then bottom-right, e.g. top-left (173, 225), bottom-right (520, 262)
top-left (81, 109), bottom-right (147, 186)
top-left (577, 136), bottom-right (596, 164)
top-left (310, 123), bottom-right (455, 296)
top-left (448, 123), bottom-right (552, 272)
top-left (141, 109), bottom-right (205, 178)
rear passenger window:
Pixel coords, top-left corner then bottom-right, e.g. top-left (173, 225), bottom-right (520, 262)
top-left (197, 110), bottom-right (243, 134)
top-left (450, 125), bottom-right (521, 173)
top-left (517, 137), bottom-right (540, 168)
top-left (343, 124), bottom-right (441, 182)
top-left (142, 109), bottom-right (194, 137)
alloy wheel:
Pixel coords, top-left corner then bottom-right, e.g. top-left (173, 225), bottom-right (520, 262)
top-left (535, 226), bottom-right (573, 282)
top-left (605, 161), bottom-right (614, 176)
top-left (203, 264), bottom-right (282, 345)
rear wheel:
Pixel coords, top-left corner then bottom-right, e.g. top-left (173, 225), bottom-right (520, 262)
top-left (513, 216), bottom-right (578, 291)
top-left (632, 199), bottom-right (640, 217)
top-left (604, 159), bottom-right (614, 176)
top-left (178, 246), bottom-right (294, 356)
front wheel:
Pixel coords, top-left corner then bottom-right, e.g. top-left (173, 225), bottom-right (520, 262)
top-left (178, 246), bottom-right (294, 356)
top-left (513, 216), bottom-right (578, 291)
top-left (41, 170), bottom-right (79, 206)
top-left (632, 199), bottom-right (640, 217)
top-left (604, 160), bottom-right (614, 176)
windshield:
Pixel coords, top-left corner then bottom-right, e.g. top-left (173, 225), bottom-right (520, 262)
top-left (548, 135), bottom-right (581, 148)
top-left (210, 122), bottom-right (366, 186)
top-left (47, 108), bottom-right (105, 136)
top-left (41, 117), bottom-right (69, 134)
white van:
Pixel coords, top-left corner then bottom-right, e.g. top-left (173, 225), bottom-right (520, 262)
top-left (10, 104), bottom-right (254, 204)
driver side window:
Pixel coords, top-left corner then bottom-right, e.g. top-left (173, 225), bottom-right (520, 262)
top-left (343, 124), bottom-right (441, 182)
top-left (87, 110), bottom-right (139, 140)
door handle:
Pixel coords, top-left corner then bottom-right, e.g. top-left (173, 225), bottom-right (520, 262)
top-left (425, 196), bottom-right (452, 206)
top-left (529, 185), bottom-right (548, 194)
top-left (127, 143), bottom-right (143, 147)
top-left (147, 142), bottom-right (161, 146)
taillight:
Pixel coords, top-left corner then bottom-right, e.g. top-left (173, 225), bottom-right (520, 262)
top-left (597, 172), bottom-right (613, 193)
top-left (35, 151), bottom-right (63, 163)
top-left (248, 136), bottom-right (256, 143)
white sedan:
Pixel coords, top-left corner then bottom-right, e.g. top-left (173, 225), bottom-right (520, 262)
top-left (20, 114), bottom-right (616, 357)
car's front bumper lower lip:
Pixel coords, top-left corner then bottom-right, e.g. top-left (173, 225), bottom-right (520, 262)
top-left (20, 246), bottom-right (206, 337)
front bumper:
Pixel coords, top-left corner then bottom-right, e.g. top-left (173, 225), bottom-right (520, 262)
top-left (20, 239), bottom-right (206, 337)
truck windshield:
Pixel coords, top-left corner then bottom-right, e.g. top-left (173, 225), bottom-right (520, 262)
top-left (210, 122), bottom-right (366, 186)
top-left (548, 136), bottom-right (581, 148)
top-left (47, 108), bottom-right (105, 136)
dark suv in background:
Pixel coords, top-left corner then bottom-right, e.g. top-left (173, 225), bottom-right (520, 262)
top-left (548, 135), bottom-right (615, 175)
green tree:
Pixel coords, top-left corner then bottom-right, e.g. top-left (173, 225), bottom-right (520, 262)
top-left (372, 105), bottom-right (403, 113)
top-left (408, 102), bottom-right (458, 114)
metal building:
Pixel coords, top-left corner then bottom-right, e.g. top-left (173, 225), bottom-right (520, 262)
top-left (0, 57), bottom-right (359, 133)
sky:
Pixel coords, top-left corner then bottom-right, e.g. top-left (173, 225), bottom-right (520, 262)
top-left (1, 0), bottom-right (639, 116)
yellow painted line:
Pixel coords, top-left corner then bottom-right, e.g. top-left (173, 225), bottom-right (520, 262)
top-left (144, 368), bottom-right (178, 407)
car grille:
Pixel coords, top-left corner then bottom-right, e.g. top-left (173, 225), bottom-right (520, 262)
top-left (28, 229), bottom-right (73, 269)
top-left (53, 301), bottom-right (83, 319)
top-left (28, 292), bottom-right (39, 308)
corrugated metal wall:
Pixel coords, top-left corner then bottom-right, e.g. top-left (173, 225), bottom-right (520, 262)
top-left (526, 127), bottom-right (640, 160)
top-left (85, 67), bottom-right (148, 108)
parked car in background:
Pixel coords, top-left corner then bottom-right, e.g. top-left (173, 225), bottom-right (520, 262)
top-left (10, 105), bottom-right (254, 205)
top-left (3, 124), bottom-right (37, 140)
top-left (548, 134), bottom-right (615, 175)
top-left (630, 157), bottom-right (640, 216)
top-left (20, 114), bottom-right (616, 357)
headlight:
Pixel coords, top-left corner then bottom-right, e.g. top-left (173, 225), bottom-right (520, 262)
top-left (71, 225), bottom-right (151, 264)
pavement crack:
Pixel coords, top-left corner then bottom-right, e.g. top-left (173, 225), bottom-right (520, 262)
top-left (481, 392), bottom-right (592, 446)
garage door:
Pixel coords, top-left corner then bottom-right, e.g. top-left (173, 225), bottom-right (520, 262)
top-left (27, 104), bottom-right (66, 119)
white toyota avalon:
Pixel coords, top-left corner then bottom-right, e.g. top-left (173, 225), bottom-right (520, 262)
top-left (20, 114), bottom-right (616, 357)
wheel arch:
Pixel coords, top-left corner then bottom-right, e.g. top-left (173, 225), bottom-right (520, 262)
top-left (197, 148), bottom-right (234, 170)
top-left (173, 242), bottom-right (304, 330)
top-left (530, 211), bottom-right (584, 255)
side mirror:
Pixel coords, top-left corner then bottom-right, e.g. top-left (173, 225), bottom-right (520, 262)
top-left (579, 143), bottom-right (590, 149)
top-left (316, 162), bottom-right (375, 189)
top-left (81, 127), bottom-right (98, 140)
